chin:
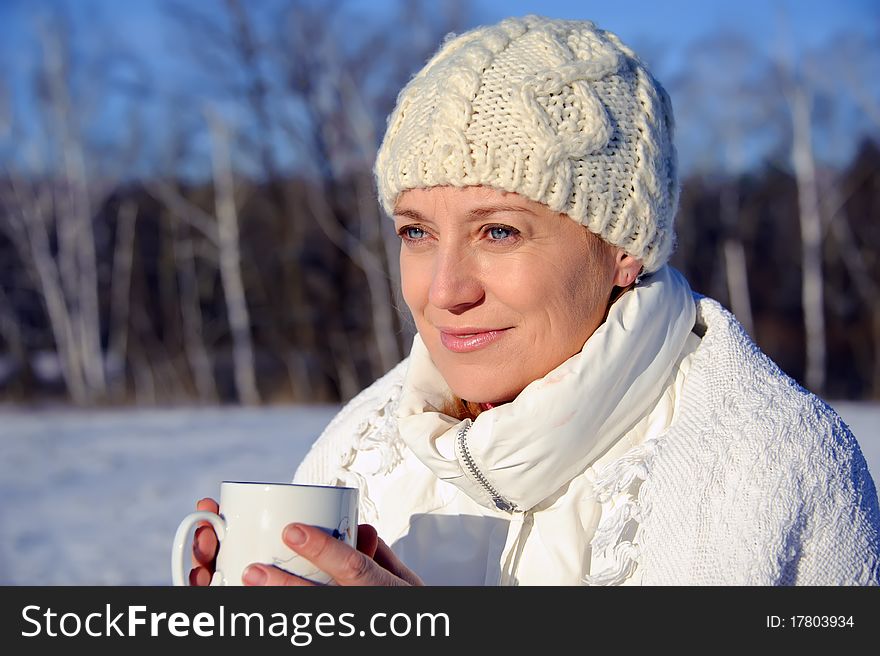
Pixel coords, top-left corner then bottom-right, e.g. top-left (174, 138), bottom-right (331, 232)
top-left (446, 376), bottom-right (520, 405)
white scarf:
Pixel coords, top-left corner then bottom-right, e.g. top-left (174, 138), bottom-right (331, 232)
top-left (395, 265), bottom-right (696, 513)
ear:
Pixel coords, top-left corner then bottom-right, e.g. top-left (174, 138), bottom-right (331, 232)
top-left (611, 249), bottom-right (643, 287)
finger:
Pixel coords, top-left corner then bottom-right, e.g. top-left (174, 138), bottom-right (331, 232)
top-left (191, 498), bottom-right (220, 569)
top-left (356, 524), bottom-right (378, 559)
top-left (354, 524), bottom-right (420, 584)
top-left (196, 497), bottom-right (219, 520)
top-left (374, 537), bottom-right (424, 586)
top-left (282, 523), bottom-right (408, 586)
top-left (192, 525), bottom-right (218, 568)
top-left (189, 566), bottom-right (213, 587)
top-left (242, 563), bottom-right (316, 587)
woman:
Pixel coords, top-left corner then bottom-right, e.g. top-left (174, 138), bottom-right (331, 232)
top-left (190, 15), bottom-right (880, 586)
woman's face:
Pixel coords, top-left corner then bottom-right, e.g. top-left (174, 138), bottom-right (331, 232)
top-left (394, 185), bottom-right (640, 405)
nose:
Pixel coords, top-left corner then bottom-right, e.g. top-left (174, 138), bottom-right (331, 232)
top-left (427, 244), bottom-right (484, 314)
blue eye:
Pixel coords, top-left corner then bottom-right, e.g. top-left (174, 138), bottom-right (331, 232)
top-left (400, 226), bottom-right (427, 240)
top-left (487, 225), bottom-right (517, 240)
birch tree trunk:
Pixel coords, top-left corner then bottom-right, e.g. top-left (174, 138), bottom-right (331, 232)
top-left (301, 60), bottom-right (403, 380)
top-left (108, 200), bottom-right (138, 400)
top-left (720, 183), bottom-right (754, 337)
top-left (345, 68), bottom-right (405, 371)
top-left (174, 231), bottom-right (219, 402)
top-left (7, 181), bottom-right (88, 403)
top-left (207, 113), bottom-right (261, 405)
top-left (224, 0), bottom-right (317, 399)
top-left (788, 83), bottom-right (826, 394)
top-left (42, 22), bottom-right (106, 400)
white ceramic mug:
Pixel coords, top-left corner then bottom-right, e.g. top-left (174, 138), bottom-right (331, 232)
top-left (171, 481), bottom-right (358, 586)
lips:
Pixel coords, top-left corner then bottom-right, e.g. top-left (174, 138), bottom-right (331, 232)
top-left (438, 328), bottom-right (510, 353)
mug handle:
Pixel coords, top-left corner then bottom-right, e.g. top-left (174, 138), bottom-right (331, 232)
top-left (171, 511), bottom-right (226, 586)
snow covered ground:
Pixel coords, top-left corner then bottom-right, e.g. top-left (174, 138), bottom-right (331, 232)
top-left (1, 401), bottom-right (878, 585)
top-left (0, 405), bottom-right (337, 585)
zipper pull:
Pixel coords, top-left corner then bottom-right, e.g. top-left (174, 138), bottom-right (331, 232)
top-left (493, 498), bottom-right (516, 513)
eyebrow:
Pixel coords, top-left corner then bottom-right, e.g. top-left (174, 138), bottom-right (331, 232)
top-left (393, 204), bottom-right (537, 221)
top-left (393, 208), bottom-right (425, 221)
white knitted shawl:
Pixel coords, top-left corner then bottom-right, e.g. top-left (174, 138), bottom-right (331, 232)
top-left (293, 296), bottom-right (880, 585)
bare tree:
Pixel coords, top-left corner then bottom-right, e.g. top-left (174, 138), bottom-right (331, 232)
top-left (107, 199), bottom-right (138, 400)
top-left (668, 32), bottom-right (765, 335)
top-left (271, 0), bottom-right (465, 383)
top-left (785, 77), bottom-right (826, 394)
top-left (164, 0), bottom-right (330, 399)
top-left (207, 111), bottom-right (261, 405)
top-left (2, 178), bottom-right (87, 402)
top-left (44, 23), bottom-right (107, 398)
top-left (162, 0), bottom-right (467, 396)
top-left (772, 13), bottom-right (831, 395)
top-left (173, 226), bottom-right (219, 403)
top-left (0, 10), bottom-right (153, 404)
top-left (149, 167), bottom-right (261, 406)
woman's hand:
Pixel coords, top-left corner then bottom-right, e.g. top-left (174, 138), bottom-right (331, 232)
top-left (242, 523), bottom-right (424, 587)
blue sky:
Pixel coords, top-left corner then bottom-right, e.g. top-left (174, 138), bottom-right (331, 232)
top-left (3, 0), bottom-right (876, 81)
top-left (487, 0), bottom-right (877, 46)
top-left (1, 0), bottom-right (877, 176)
top-left (485, 0), bottom-right (879, 76)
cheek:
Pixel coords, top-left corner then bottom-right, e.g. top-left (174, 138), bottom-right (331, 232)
top-left (501, 254), bottom-right (588, 317)
top-left (524, 256), bottom-right (611, 340)
top-left (400, 258), bottom-right (429, 312)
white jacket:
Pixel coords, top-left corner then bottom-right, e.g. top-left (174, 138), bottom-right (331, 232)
top-left (294, 295), bottom-right (880, 585)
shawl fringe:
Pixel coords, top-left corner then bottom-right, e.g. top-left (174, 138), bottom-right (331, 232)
top-left (583, 439), bottom-right (660, 585)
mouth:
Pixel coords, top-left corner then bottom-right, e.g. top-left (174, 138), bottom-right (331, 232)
top-left (437, 327), bottom-right (511, 353)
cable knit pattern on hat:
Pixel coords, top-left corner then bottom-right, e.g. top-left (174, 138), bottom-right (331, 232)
top-left (374, 15), bottom-right (679, 272)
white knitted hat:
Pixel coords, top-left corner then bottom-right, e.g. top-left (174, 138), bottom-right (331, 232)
top-left (374, 15), bottom-right (679, 273)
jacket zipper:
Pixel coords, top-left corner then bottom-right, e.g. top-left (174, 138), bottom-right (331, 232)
top-left (457, 419), bottom-right (518, 513)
